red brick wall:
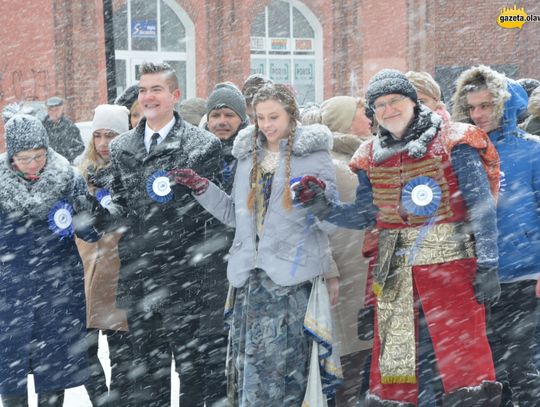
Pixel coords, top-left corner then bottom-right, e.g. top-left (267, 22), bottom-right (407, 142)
top-left (407, 0), bottom-right (540, 79)
top-left (1, 0), bottom-right (539, 152)
top-left (0, 0), bottom-right (107, 151)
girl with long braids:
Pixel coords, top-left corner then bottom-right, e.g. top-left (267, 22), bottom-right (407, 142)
top-left (169, 83), bottom-right (340, 406)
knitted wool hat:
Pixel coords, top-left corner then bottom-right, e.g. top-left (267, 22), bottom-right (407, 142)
top-left (92, 104), bottom-right (129, 135)
top-left (46, 96), bottom-right (63, 107)
top-left (405, 71), bottom-right (441, 101)
top-left (179, 97), bottom-right (207, 126)
top-left (320, 96), bottom-right (358, 133)
top-left (115, 84), bottom-right (139, 110)
top-left (5, 114), bottom-right (49, 160)
top-left (366, 69), bottom-right (418, 109)
top-left (207, 82), bottom-right (248, 123)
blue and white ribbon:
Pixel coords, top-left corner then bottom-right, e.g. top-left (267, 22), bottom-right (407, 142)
top-left (289, 176), bottom-right (302, 204)
top-left (146, 170), bottom-right (173, 203)
top-left (95, 188), bottom-right (112, 209)
top-left (401, 176), bottom-right (441, 217)
top-left (400, 176), bottom-right (442, 265)
top-left (48, 199), bottom-right (74, 238)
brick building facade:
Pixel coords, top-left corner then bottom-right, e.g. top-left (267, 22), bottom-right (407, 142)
top-left (0, 0), bottom-right (539, 149)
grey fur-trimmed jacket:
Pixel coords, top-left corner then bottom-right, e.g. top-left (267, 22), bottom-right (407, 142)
top-left (196, 123), bottom-right (337, 287)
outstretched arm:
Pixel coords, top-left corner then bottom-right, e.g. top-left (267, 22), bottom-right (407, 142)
top-left (326, 170), bottom-right (377, 230)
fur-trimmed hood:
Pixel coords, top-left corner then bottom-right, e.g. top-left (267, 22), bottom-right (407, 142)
top-left (0, 148), bottom-right (76, 218)
top-left (232, 123), bottom-right (333, 159)
top-left (452, 65), bottom-right (528, 135)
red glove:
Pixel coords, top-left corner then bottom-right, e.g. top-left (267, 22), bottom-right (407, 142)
top-left (291, 175), bottom-right (330, 219)
top-left (292, 175), bottom-right (326, 204)
top-left (168, 168), bottom-right (209, 195)
top-left (536, 278), bottom-right (540, 298)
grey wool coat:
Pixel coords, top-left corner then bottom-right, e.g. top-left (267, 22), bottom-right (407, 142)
top-left (196, 123), bottom-right (337, 287)
top-left (106, 113), bottom-right (222, 314)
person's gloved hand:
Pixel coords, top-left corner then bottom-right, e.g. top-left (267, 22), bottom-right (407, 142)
top-left (168, 168), bottom-right (209, 196)
top-left (72, 193), bottom-right (100, 214)
top-left (87, 165), bottom-right (114, 189)
top-left (357, 306), bottom-right (375, 341)
top-left (536, 278), bottom-right (540, 298)
top-left (474, 265), bottom-right (501, 305)
top-left (291, 175), bottom-right (330, 220)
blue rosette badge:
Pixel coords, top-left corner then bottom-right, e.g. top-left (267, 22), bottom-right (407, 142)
top-left (95, 188), bottom-right (112, 209)
top-left (48, 199), bottom-right (74, 238)
top-left (147, 170), bottom-right (173, 203)
top-left (401, 176), bottom-right (441, 217)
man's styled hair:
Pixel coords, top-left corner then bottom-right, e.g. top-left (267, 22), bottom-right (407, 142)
top-left (139, 62), bottom-right (179, 92)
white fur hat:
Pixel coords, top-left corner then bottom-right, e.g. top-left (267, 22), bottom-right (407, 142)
top-left (92, 104), bottom-right (129, 135)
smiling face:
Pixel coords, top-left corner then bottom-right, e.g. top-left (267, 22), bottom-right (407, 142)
top-left (255, 100), bottom-right (291, 151)
top-left (373, 93), bottom-right (416, 139)
top-left (93, 129), bottom-right (118, 161)
top-left (12, 148), bottom-right (47, 176)
top-left (207, 107), bottom-right (243, 140)
top-left (138, 72), bottom-right (180, 130)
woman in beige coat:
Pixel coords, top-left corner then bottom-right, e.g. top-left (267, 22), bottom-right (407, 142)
top-left (76, 104), bottom-right (132, 406)
top-left (319, 96), bottom-right (374, 406)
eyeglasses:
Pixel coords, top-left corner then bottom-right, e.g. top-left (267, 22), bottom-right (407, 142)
top-left (372, 95), bottom-right (407, 113)
top-left (13, 153), bottom-right (47, 165)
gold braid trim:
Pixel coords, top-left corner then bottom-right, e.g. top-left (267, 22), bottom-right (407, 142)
top-left (381, 375), bottom-right (417, 385)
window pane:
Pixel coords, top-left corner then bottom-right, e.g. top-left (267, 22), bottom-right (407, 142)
top-left (294, 60), bottom-right (315, 105)
top-left (165, 60), bottom-right (187, 102)
top-left (113, 1), bottom-right (128, 50)
top-left (268, 1), bottom-right (290, 38)
top-left (160, 1), bottom-right (186, 52)
top-left (293, 7), bottom-right (314, 38)
top-left (250, 59), bottom-right (266, 76)
top-left (251, 8), bottom-right (265, 37)
top-left (115, 59), bottom-right (127, 96)
top-left (269, 59), bottom-right (290, 84)
top-left (131, 0), bottom-right (158, 51)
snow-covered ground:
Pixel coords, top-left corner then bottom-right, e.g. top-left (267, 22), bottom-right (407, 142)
top-left (0, 332), bottom-right (181, 407)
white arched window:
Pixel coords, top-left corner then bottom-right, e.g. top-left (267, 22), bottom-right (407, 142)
top-left (113, 0), bottom-right (195, 100)
top-left (250, 0), bottom-right (323, 105)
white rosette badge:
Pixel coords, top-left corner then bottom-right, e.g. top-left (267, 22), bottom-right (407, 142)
top-left (146, 170), bottom-right (174, 203)
top-left (48, 199), bottom-right (75, 238)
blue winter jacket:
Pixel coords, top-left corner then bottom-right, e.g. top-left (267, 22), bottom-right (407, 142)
top-left (488, 80), bottom-right (540, 282)
top-left (0, 150), bottom-right (98, 394)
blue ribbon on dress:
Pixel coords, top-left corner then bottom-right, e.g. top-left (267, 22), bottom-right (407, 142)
top-left (48, 199), bottom-right (74, 239)
top-left (290, 176), bottom-right (313, 277)
top-left (146, 170), bottom-right (174, 203)
top-left (400, 176), bottom-right (442, 265)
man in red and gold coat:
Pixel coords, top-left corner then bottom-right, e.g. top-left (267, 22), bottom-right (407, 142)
top-left (294, 69), bottom-right (502, 406)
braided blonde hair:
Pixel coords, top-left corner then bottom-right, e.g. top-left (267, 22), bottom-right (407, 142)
top-left (247, 84), bottom-right (299, 212)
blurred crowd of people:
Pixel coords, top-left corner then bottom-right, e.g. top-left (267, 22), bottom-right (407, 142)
top-left (0, 62), bottom-right (540, 407)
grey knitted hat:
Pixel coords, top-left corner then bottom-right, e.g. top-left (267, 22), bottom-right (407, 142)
top-left (207, 82), bottom-right (248, 122)
top-left (5, 114), bottom-right (49, 160)
top-left (179, 97), bottom-right (207, 126)
top-left (366, 69), bottom-right (418, 109)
